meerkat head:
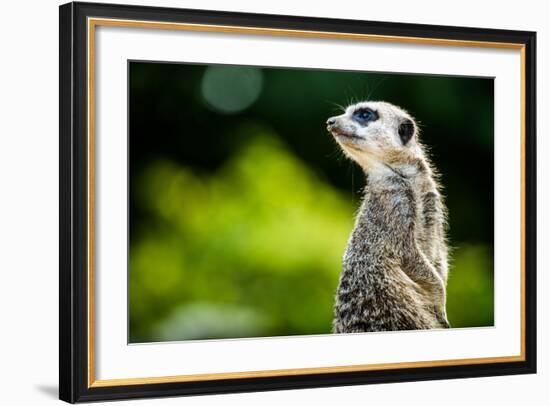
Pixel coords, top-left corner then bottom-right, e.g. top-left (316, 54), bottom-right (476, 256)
top-left (327, 101), bottom-right (422, 174)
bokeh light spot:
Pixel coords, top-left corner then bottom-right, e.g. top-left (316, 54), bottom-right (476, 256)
top-left (201, 66), bottom-right (263, 114)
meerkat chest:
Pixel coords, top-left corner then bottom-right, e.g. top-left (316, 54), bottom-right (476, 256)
top-left (343, 175), bottom-right (443, 266)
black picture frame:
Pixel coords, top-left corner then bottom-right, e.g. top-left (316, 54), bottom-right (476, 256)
top-left (59, 1), bottom-right (537, 403)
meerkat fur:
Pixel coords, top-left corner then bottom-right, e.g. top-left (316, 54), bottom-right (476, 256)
top-left (327, 101), bottom-right (450, 332)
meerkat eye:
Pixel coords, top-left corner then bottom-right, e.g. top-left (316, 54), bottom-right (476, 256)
top-left (352, 108), bottom-right (378, 125)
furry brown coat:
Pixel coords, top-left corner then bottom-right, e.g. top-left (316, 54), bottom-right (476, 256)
top-left (328, 101), bottom-right (450, 332)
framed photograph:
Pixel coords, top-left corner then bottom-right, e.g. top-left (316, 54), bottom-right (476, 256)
top-left (59, 1), bottom-right (536, 403)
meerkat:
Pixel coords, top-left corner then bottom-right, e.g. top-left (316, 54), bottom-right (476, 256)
top-left (327, 101), bottom-right (450, 332)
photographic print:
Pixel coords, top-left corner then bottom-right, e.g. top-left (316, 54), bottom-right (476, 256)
top-left (128, 62), bottom-right (494, 343)
top-left (60, 3), bottom-right (535, 401)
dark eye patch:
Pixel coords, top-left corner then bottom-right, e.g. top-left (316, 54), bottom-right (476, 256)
top-left (352, 108), bottom-right (378, 125)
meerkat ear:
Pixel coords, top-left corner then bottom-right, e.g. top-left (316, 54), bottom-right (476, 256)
top-left (398, 119), bottom-right (415, 145)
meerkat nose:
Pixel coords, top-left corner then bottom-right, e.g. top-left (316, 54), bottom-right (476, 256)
top-left (327, 117), bottom-right (337, 127)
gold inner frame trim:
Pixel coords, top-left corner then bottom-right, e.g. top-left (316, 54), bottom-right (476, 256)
top-left (87, 17), bottom-right (527, 388)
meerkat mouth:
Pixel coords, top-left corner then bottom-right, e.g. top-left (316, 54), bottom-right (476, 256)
top-left (329, 128), bottom-right (364, 141)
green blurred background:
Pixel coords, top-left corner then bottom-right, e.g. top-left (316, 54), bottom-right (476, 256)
top-left (129, 62), bottom-right (494, 343)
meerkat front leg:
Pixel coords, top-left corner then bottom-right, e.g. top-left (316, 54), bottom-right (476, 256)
top-left (402, 250), bottom-right (450, 328)
top-left (380, 179), bottom-right (450, 328)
